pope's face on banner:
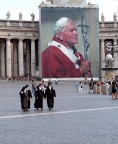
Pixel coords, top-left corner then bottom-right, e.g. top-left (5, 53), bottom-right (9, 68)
top-left (57, 20), bottom-right (78, 48)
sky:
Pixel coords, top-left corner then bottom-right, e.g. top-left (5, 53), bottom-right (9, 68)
top-left (0, 0), bottom-right (117, 21)
top-left (86, 0), bottom-right (118, 21)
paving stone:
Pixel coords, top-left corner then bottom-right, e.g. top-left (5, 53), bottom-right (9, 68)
top-left (0, 80), bottom-right (117, 144)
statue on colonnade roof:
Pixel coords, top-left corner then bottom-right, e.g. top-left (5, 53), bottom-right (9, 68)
top-left (6, 11), bottom-right (10, 20)
top-left (113, 12), bottom-right (117, 22)
top-left (101, 12), bottom-right (105, 22)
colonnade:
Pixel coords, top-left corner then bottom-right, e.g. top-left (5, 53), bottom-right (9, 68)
top-left (0, 38), bottom-right (38, 78)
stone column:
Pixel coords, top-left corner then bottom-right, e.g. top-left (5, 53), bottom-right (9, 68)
top-left (18, 39), bottom-right (24, 76)
top-left (0, 41), bottom-right (1, 76)
top-left (113, 40), bottom-right (117, 67)
top-left (6, 38), bottom-right (12, 78)
top-left (101, 39), bottom-right (105, 77)
top-left (0, 40), bottom-right (5, 77)
top-left (26, 40), bottom-right (30, 75)
top-left (113, 39), bottom-right (118, 76)
top-left (36, 40), bottom-right (39, 76)
top-left (31, 39), bottom-right (36, 76)
top-left (13, 41), bottom-right (18, 76)
top-left (39, 45), bottom-right (41, 78)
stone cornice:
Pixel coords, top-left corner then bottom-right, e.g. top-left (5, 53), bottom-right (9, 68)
top-left (0, 28), bottom-right (39, 32)
top-left (39, 3), bottom-right (98, 8)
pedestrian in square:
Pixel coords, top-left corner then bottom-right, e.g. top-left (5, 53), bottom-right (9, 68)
top-left (111, 80), bottom-right (117, 100)
top-left (34, 84), bottom-right (44, 110)
top-left (75, 81), bottom-right (79, 92)
top-left (79, 81), bottom-right (83, 92)
top-left (89, 78), bottom-right (94, 93)
top-left (31, 80), bottom-right (36, 97)
top-left (19, 85), bottom-right (30, 111)
top-left (45, 84), bottom-right (56, 110)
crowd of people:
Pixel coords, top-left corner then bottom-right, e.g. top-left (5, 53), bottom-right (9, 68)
top-left (19, 79), bottom-right (56, 112)
top-left (88, 77), bottom-right (118, 100)
top-left (19, 77), bottom-right (118, 112)
top-left (74, 77), bottom-right (118, 100)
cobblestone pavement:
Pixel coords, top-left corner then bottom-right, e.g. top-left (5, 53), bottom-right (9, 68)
top-left (0, 80), bottom-right (118, 144)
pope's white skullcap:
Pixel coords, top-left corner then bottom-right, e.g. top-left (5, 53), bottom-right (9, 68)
top-left (54, 17), bottom-right (70, 35)
top-left (55, 17), bottom-right (69, 26)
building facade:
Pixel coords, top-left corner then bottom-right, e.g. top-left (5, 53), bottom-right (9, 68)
top-left (100, 13), bottom-right (118, 79)
top-left (0, 19), bottom-right (39, 79)
top-left (0, 1), bottom-right (117, 79)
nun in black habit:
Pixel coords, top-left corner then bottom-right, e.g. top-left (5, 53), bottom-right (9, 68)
top-left (34, 84), bottom-right (44, 110)
top-left (45, 84), bottom-right (56, 110)
top-left (27, 88), bottom-right (32, 109)
top-left (19, 85), bottom-right (32, 111)
top-left (19, 85), bottom-right (28, 111)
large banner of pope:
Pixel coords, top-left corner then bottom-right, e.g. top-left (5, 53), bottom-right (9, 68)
top-left (39, 6), bottom-right (99, 79)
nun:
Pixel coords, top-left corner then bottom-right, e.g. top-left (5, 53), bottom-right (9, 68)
top-left (45, 84), bottom-right (56, 110)
top-left (19, 85), bottom-right (29, 111)
top-left (34, 84), bottom-right (44, 110)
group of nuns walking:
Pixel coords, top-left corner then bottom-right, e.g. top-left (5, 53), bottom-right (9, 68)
top-left (19, 81), bottom-right (56, 112)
